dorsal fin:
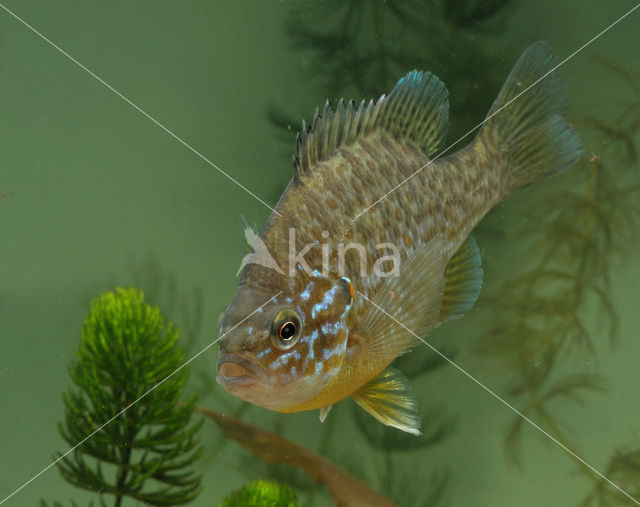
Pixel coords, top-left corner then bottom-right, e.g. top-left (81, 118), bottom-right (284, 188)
top-left (293, 71), bottom-right (449, 179)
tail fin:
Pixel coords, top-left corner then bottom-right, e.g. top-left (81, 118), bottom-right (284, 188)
top-left (477, 41), bottom-right (583, 196)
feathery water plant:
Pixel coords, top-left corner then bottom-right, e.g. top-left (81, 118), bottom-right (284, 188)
top-left (269, 0), bottom-right (513, 150)
top-left (54, 287), bottom-right (203, 506)
top-left (478, 58), bottom-right (640, 503)
top-left (219, 480), bottom-right (299, 507)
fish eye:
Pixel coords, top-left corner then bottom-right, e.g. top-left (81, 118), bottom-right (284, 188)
top-left (271, 309), bottom-right (301, 350)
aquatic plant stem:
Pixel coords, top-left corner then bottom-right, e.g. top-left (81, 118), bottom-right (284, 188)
top-left (113, 410), bottom-right (133, 507)
top-left (197, 406), bottom-right (397, 507)
top-left (534, 401), bottom-right (604, 488)
top-left (572, 163), bottom-right (600, 306)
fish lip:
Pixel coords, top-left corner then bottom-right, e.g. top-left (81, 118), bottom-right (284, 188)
top-left (216, 353), bottom-right (265, 386)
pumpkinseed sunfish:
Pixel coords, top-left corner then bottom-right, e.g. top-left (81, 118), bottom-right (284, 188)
top-left (216, 41), bottom-right (583, 435)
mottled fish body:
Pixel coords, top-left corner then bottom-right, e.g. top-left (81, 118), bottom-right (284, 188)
top-left (217, 42), bottom-right (583, 434)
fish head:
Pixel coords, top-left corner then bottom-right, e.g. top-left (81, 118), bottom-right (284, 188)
top-left (216, 273), bottom-right (353, 411)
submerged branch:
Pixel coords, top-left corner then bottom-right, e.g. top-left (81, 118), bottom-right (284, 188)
top-left (195, 406), bottom-right (397, 507)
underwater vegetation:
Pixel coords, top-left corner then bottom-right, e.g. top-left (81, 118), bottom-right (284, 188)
top-left (269, 0), bottom-right (514, 150)
top-left (478, 58), bottom-right (640, 504)
top-left (46, 287), bottom-right (203, 506)
top-left (120, 255), bottom-right (220, 403)
top-left (39, 4), bottom-right (640, 506)
top-left (219, 480), bottom-right (299, 507)
top-left (197, 406), bottom-right (396, 506)
top-left (122, 255), bottom-right (204, 365)
top-left (287, 0), bottom-right (511, 100)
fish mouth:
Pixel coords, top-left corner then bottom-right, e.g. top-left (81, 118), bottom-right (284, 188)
top-left (216, 354), bottom-right (265, 387)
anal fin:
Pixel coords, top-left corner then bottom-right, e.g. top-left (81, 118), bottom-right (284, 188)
top-left (351, 368), bottom-right (421, 436)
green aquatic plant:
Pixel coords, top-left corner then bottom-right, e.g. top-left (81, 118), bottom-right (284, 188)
top-left (269, 0), bottom-right (514, 153)
top-left (122, 254), bottom-right (220, 401)
top-left (478, 58), bottom-right (640, 502)
top-left (219, 480), bottom-right (299, 507)
top-left (286, 0), bottom-right (512, 102)
top-left (51, 287), bottom-right (203, 506)
top-left (581, 446), bottom-right (640, 507)
top-left (124, 254), bottom-right (204, 364)
top-left (375, 457), bottom-right (449, 507)
top-left (119, 254), bottom-right (257, 477)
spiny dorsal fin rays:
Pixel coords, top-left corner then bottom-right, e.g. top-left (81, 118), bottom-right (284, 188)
top-left (292, 71), bottom-right (449, 180)
top-left (439, 235), bottom-right (483, 324)
top-left (351, 367), bottom-right (421, 436)
top-left (357, 236), bottom-right (446, 362)
top-left (328, 100), bottom-right (342, 153)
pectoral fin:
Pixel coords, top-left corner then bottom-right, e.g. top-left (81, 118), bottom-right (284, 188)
top-left (439, 235), bottom-right (483, 324)
top-left (319, 405), bottom-right (332, 423)
top-left (358, 236), bottom-right (446, 361)
top-left (351, 367), bottom-right (421, 436)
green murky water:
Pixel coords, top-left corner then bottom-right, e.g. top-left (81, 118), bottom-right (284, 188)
top-left (1, 1), bottom-right (639, 505)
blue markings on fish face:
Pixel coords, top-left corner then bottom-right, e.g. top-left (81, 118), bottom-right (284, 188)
top-left (300, 283), bottom-right (313, 302)
top-left (322, 344), bottom-right (342, 361)
top-left (218, 271), bottom-right (354, 407)
top-left (311, 285), bottom-right (341, 319)
top-left (321, 321), bottom-right (341, 335)
top-left (256, 348), bottom-right (272, 360)
top-left (269, 349), bottom-right (302, 370)
top-left (305, 329), bottom-right (319, 361)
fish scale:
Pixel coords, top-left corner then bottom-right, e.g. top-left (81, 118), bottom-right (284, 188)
top-left (259, 136), bottom-right (498, 300)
